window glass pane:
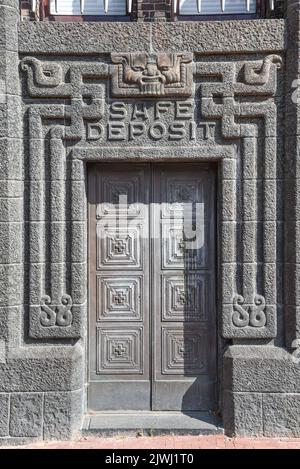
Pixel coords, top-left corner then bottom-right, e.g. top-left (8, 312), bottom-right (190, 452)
top-left (179, 0), bottom-right (256, 15)
top-left (50, 0), bottom-right (127, 15)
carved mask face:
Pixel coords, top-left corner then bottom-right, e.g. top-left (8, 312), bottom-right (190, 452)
top-left (157, 54), bottom-right (180, 84)
top-left (126, 54), bottom-right (163, 95)
top-left (129, 54), bottom-right (148, 75)
top-left (125, 54), bottom-right (182, 95)
top-left (111, 52), bottom-right (193, 98)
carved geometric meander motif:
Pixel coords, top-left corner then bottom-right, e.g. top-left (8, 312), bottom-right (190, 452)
top-left (21, 57), bottom-right (108, 140)
top-left (243, 55), bottom-right (282, 85)
top-left (21, 53), bottom-right (282, 142)
top-left (195, 54), bottom-right (282, 139)
top-left (111, 52), bottom-right (193, 98)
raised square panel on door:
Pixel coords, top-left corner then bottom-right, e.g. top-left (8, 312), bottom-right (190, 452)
top-left (162, 273), bottom-right (209, 322)
top-left (152, 164), bottom-right (217, 411)
top-left (97, 224), bottom-right (144, 269)
top-left (88, 164), bottom-right (150, 411)
top-left (161, 220), bottom-right (208, 270)
top-left (96, 170), bottom-right (146, 220)
top-left (97, 275), bottom-right (143, 321)
top-left (160, 169), bottom-right (213, 221)
top-left (161, 326), bottom-right (208, 375)
top-left (96, 326), bottom-right (143, 374)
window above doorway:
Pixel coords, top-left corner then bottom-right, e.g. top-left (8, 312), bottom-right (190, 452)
top-left (49, 0), bottom-right (129, 16)
top-left (22, 0), bottom-right (284, 21)
top-left (177, 0), bottom-right (257, 16)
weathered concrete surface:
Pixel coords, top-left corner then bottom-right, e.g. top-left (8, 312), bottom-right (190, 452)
top-left (18, 19), bottom-right (285, 55)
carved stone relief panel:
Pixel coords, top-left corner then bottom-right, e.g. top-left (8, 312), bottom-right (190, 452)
top-left (111, 53), bottom-right (193, 98)
top-left (222, 294), bottom-right (276, 339)
top-left (20, 52), bottom-right (283, 342)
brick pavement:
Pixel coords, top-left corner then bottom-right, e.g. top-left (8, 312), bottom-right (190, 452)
top-left (2, 435), bottom-right (300, 449)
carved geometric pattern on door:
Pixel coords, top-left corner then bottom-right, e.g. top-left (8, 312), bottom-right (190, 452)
top-left (161, 327), bottom-right (206, 375)
top-left (97, 174), bottom-right (145, 219)
top-left (162, 274), bottom-right (206, 322)
top-left (161, 221), bottom-right (205, 269)
top-left (88, 163), bottom-right (216, 411)
top-left (97, 224), bottom-right (143, 269)
top-left (96, 327), bottom-right (143, 374)
top-left (97, 276), bottom-right (143, 321)
top-left (160, 174), bottom-right (206, 219)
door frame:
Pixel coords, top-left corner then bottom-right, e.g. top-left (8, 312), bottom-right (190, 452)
top-left (85, 159), bottom-right (222, 414)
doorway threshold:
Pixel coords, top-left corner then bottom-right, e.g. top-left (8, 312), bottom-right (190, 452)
top-left (82, 412), bottom-right (223, 436)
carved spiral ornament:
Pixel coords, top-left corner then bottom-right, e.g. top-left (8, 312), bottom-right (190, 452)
top-left (40, 294), bottom-right (73, 327)
top-left (232, 294), bottom-right (266, 328)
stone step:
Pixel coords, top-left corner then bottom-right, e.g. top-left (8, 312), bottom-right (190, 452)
top-left (82, 412), bottom-right (223, 436)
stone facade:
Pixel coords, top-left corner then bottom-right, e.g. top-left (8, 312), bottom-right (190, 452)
top-left (1, 0), bottom-right (300, 442)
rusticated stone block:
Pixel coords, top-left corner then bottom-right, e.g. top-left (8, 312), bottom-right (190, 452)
top-left (0, 139), bottom-right (23, 181)
top-left (263, 394), bottom-right (300, 437)
top-left (0, 222), bottom-right (22, 264)
top-left (0, 265), bottom-right (22, 307)
top-left (0, 1), bottom-right (20, 9)
top-left (9, 393), bottom-right (43, 437)
top-left (0, 346), bottom-right (83, 392)
top-left (0, 393), bottom-right (9, 436)
top-left (151, 20), bottom-right (285, 53)
top-left (224, 346), bottom-right (300, 394)
top-left (43, 390), bottom-right (82, 440)
top-left (18, 23), bottom-right (152, 54)
top-left (223, 391), bottom-right (263, 437)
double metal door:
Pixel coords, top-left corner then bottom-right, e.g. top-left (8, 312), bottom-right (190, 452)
top-left (88, 163), bottom-right (216, 411)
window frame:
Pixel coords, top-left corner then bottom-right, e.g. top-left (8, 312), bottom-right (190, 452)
top-left (39, 0), bottom-right (271, 22)
top-left (41, 0), bottom-right (132, 22)
top-left (174, 0), bottom-right (265, 21)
